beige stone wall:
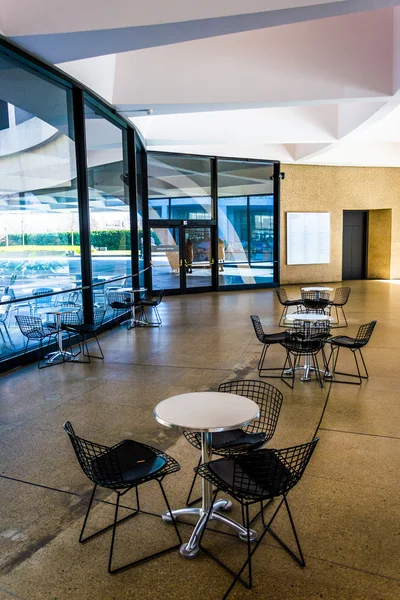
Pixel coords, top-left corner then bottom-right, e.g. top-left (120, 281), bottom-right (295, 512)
top-left (367, 209), bottom-right (392, 279)
top-left (280, 164), bottom-right (400, 284)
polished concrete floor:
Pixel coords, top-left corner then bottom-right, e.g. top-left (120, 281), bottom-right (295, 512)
top-left (0, 280), bottom-right (399, 600)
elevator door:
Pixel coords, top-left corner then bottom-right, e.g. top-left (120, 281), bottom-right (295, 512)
top-left (342, 211), bottom-right (367, 280)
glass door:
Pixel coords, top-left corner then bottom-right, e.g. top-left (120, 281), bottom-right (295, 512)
top-left (150, 225), bottom-right (214, 293)
top-left (150, 227), bottom-right (181, 292)
top-left (182, 226), bottom-right (213, 292)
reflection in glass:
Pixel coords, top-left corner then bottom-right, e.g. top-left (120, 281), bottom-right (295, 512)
top-left (148, 153), bottom-right (212, 220)
top-left (84, 100), bottom-right (130, 317)
top-left (217, 160), bottom-right (275, 286)
top-left (150, 227), bottom-right (181, 290)
top-left (0, 52), bottom-right (81, 359)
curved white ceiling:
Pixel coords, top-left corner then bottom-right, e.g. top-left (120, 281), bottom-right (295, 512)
top-left (3, 0), bottom-right (400, 166)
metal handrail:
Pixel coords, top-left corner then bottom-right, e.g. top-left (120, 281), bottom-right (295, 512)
top-left (0, 267), bottom-right (149, 306)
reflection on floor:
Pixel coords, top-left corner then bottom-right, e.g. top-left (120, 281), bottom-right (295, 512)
top-left (0, 280), bottom-right (399, 600)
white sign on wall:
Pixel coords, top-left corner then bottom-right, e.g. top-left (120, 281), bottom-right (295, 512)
top-left (286, 212), bottom-right (330, 265)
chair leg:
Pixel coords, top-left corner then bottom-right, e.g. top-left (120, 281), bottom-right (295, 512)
top-left (279, 305), bottom-right (288, 327)
top-left (329, 346), bottom-right (366, 385)
top-left (341, 306), bottom-right (348, 327)
top-left (281, 351), bottom-right (295, 389)
top-left (258, 343), bottom-right (283, 379)
top-left (312, 353), bottom-right (323, 388)
top-left (186, 455), bottom-right (202, 507)
top-left (109, 481), bottom-right (182, 575)
top-left (266, 496), bottom-right (305, 567)
top-left (358, 349), bottom-right (369, 379)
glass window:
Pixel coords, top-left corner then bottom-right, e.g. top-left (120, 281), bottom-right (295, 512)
top-left (217, 160), bottom-right (275, 286)
top-left (84, 100), bottom-right (130, 317)
top-left (0, 51), bottom-right (81, 359)
top-left (148, 153), bottom-right (212, 220)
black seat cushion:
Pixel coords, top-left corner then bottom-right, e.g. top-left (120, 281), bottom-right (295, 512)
top-left (140, 299), bottom-right (157, 306)
top-left (263, 332), bottom-right (288, 343)
top-left (284, 299), bottom-right (303, 306)
top-left (208, 451), bottom-right (294, 499)
top-left (211, 429), bottom-right (266, 450)
top-left (329, 335), bottom-right (356, 347)
top-left (92, 440), bottom-right (166, 486)
top-left (111, 301), bottom-right (132, 310)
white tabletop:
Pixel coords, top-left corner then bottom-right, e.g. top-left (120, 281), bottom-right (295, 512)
top-left (116, 287), bottom-right (147, 293)
top-left (301, 286), bottom-right (333, 292)
top-left (285, 312), bottom-right (334, 322)
top-left (154, 392), bottom-right (260, 433)
top-left (44, 307), bottom-right (81, 315)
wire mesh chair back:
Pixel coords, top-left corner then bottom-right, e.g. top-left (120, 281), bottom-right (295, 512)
top-left (31, 288), bottom-right (54, 310)
top-left (218, 380), bottom-right (283, 441)
top-left (0, 295), bottom-right (11, 318)
top-left (15, 315), bottom-right (45, 338)
top-left (250, 315), bottom-right (265, 343)
top-left (230, 438), bottom-right (319, 500)
top-left (284, 322), bottom-right (330, 353)
top-left (301, 291), bottom-right (330, 311)
top-left (332, 287), bottom-right (351, 306)
top-left (63, 421), bottom-right (124, 488)
top-left (143, 289), bottom-right (164, 305)
top-left (61, 310), bottom-right (83, 327)
top-left (93, 308), bottom-right (106, 330)
top-left (276, 288), bottom-right (289, 305)
top-left (354, 320), bottom-right (377, 347)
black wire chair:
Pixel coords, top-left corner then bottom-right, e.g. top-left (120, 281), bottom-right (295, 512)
top-left (327, 287), bottom-right (351, 327)
top-left (183, 380), bottom-right (283, 507)
top-left (29, 287), bottom-right (54, 315)
top-left (107, 290), bottom-right (134, 325)
top-left (280, 321), bottom-right (331, 388)
top-left (300, 291), bottom-right (330, 314)
top-left (325, 320), bottom-right (377, 385)
top-left (63, 421), bottom-right (182, 574)
top-left (138, 290), bottom-right (164, 326)
top-left (275, 288), bottom-right (303, 327)
top-left (62, 308), bottom-right (106, 362)
top-left (0, 295), bottom-right (12, 344)
top-left (196, 439), bottom-right (319, 600)
top-left (15, 314), bottom-right (59, 368)
top-left (250, 315), bottom-right (288, 378)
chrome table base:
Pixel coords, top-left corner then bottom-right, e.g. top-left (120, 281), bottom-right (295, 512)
top-left (162, 431), bottom-right (257, 559)
top-left (162, 498), bottom-right (257, 558)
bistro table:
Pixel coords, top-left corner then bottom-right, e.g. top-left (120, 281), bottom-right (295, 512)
top-left (284, 312), bottom-right (334, 381)
top-left (154, 391), bottom-right (260, 559)
top-left (44, 306), bottom-right (81, 363)
top-left (116, 287), bottom-right (147, 328)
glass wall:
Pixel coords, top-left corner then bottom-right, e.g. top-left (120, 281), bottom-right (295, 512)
top-left (217, 160), bottom-right (275, 286)
top-left (0, 50), bottom-right (81, 359)
top-left (135, 139), bottom-right (147, 289)
top-left (84, 100), bottom-right (130, 317)
top-left (148, 153), bottom-right (212, 220)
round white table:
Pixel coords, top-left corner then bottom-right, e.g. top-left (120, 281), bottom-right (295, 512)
top-left (116, 287), bottom-right (147, 328)
top-left (44, 307), bottom-right (80, 363)
top-left (284, 312), bottom-right (334, 381)
top-left (154, 392), bottom-right (260, 559)
top-left (301, 286), bottom-right (333, 300)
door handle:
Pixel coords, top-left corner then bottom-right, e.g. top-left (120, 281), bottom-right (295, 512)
top-left (179, 259), bottom-right (183, 267)
top-left (210, 258), bottom-right (215, 265)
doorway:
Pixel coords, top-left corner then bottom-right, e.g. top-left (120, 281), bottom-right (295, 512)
top-left (150, 225), bottom-right (214, 293)
top-left (342, 211), bottom-right (368, 280)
